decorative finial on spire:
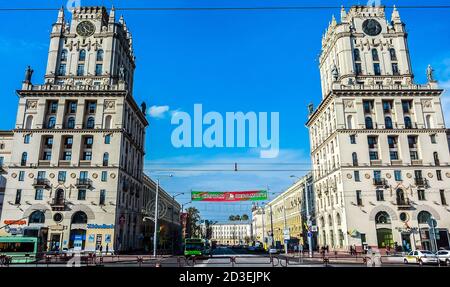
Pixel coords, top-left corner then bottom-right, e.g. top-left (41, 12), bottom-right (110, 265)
top-left (331, 14), bottom-right (337, 26)
top-left (340, 5), bottom-right (347, 21)
top-left (119, 15), bottom-right (124, 25)
top-left (391, 5), bottom-right (401, 23)
top-left (109, 5), bottom-right (116, 22)
top-left (57, 6), bottom-right (65, 24)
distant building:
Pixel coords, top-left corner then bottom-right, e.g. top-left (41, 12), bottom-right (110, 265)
top-left (209, 222), bottom-right (252, 245)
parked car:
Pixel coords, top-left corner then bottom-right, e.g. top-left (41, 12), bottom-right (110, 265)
top-left (403, 250), bottom-right (439, 265)
top-left (436, 250), bottom-right (450, 266)
top-left (268, 248), bottom-right (279, 254)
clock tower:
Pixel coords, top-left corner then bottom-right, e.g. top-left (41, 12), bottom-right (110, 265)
top-left (45, 6), bottom-right (135, 93)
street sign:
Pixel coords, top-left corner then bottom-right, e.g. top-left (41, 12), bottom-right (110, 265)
top-left (307, 231), bottom-right (312, 238)
top-left (310, 226), bottom-right (318, 232)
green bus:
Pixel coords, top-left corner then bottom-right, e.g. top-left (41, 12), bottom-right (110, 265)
top-left (0, 237), bottom-right (39, 263)
top-left (184, 238), bottom-right (212, 257)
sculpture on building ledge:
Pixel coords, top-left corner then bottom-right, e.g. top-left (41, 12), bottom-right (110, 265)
top-left (24, 66), bottom-right (34, 83)
top-left (307, 103), bottom-right (314, 116)
top-left (141, 102), bottom-right (147, 116)
top-left (119, 64), bottom-right (125, 82)
top-left (427, 64), bottom-right (435, 82)
top-left (331, 63), bottom-right (339, 81)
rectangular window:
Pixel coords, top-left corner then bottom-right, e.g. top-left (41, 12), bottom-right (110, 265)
top-left (394, 170), bottom-right (402, 181)
top-left (95, 64), bottom-right (103, 76)
top-left (437, 170), bottom-right (442, 181)
top-left (99, 190), bottom-right (106, 205)
top-left (58, 171), bottom-right (66, 182)
top-left (15, 189), bottom-right (22, 204)
top-left (369, 151), bottom-right (379, 160)
top-left (58, 64), bottom-right (66, 76)
top-left (440, 190), bottom-right (447, 206)
top-left (43, 151), bottom-right (52, 161)
top-left (37, 171), bottom-right (46, 179)
top-left (402, 100), bottom-right (412, 113)
top-left (363, 101), bottom-right (373, 113)
top-left (80, 171), bottom-right (88, 179)
top-left (77, 64), bottom-right (84, 76)
top-left (374, 63), bottom-right (381, 75)
top-left (430, 134), bottom-right (437, 144)
top-left (410, 151), bottom-right (419, 160)
top-left (105, 134), bottom-right (111, 144)
top-left (382, 101), bottom-right (392, 113)
top-left (24, 134), bottom-right (31, 144)
top-left (355, 63), bottom-right (362, 75)
top-left (69, 102), bottom-right (77, 113)
top-left (83, 152), bottom-right (92, 161)
top-left (87, 102), bottom-right (97, 114)
top-left (376, 190), bottom-right (384, 201)
top-left (350, 135), bottom-right (356, 144)
top-left (35, 189), bottom-right (44, 200)
top-left (18, 171), bottom-right (25, 181)
top-left (63, 152), bottom-right (72, 161)
top-left (0, 156), bottom-right (3, 166)
top-left (390, 151), bottom-right (399, 160)
top-left (354, 171), bottom-right (360, 182)
top-left (101, 171), bottom-right (107, 182)
top-left (418, 190), bottom-right (426, 201)
top-left (85, 136), bottom-right (94, 147)
top-left (356, 190), bottom-right (362, 206)
top-left (392, 63), bottom-right (399, 75)
top-left (78, 189), bottom-right (86, 200)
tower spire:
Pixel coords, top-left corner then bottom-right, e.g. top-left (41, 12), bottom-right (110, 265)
top-left (391, 5), bottom-right (401, 23)
top-left (57, 6), bottom-right (65, 24)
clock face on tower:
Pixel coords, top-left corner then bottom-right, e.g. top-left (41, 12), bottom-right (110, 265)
top-left (362, 19), bottom-right (382, 36)
top-left (76, 21), bottom-right (96, 37)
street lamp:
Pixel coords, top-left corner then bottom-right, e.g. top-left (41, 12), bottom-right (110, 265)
top-left (153, 174), bottom-right (173, 258)
top-left (290, 175), bottom-right (313, 258)
top-left (170, 192), bottom-right (184, 255)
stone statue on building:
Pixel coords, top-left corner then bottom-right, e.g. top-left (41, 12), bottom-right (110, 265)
top-left (331, 63), bottom-right (339, 81)
top-left (119, 64), bottom-right (125, 82)
top-left (141, 102), bottom-right (147, 116)
top-left (426, 64), bottom-right (435, 82)
top-left (307, 103), bottom-right (314, 115)
top-left (24, 66), bottom-right (34, 83)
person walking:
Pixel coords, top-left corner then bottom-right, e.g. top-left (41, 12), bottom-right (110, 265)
top-left (106, 243), bottom-right (109, 255)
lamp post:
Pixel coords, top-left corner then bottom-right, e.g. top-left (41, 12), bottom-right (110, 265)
top-left (291, 175), bottom-right (313, 258)
top-left (153, 174), bottom-right (173, 258)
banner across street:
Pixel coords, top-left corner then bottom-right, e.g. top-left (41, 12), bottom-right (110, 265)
top-left (191, 190), bottom-right (268, 202)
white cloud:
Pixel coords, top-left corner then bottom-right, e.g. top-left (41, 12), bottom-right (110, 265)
top-left (148, 105), bottom-right (170, 119)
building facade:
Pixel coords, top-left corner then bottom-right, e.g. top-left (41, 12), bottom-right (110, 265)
top-left (0, 6), bottom-right (180, 253)
top-left (210, 222), bottom-right (252, 245)
top-left (306, 6), bottom-right (450, 253)
top-left (0, 131), bottom-right (14, 217)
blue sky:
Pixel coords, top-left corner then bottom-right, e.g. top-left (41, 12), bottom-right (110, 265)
top-left (0, 0), bottom-right (449, 221)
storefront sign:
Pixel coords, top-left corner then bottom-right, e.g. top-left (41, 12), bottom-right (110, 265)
top-left (191, 190), bottom-right (268, 202)
top-left (87, 224), bottom-right (114, 229)
top-left (3, 220), bottom-right (26, 225)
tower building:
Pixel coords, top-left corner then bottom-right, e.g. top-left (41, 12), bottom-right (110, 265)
top-left (306, 6), bottom-right (450, 252)
top-left (0, 7), bottom-right (180, 253)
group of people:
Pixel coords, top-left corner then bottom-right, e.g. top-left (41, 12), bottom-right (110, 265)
top-left (95, 243), bottom-right (111, 255)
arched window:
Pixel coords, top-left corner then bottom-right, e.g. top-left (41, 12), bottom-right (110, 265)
top-left (417, 211), bottom-right (432, 224)
top-left (372, 49), bottom-right (379, 61)
top-left (25, 115), bottom-right (33, 129)
top-left (328, 215), bottom-right (333, 226)
top-left (320, 217), bottom-right (325, 228)
top-left (426, 115), bottom-right (434, 129)
top-left (389, 48), bottom-right (397, 61)
top-left (353, 49), bottom-right (361, 61)
top-left (47, 116), bottom-right (56, 129)
top-left (104, 115), bottom-right (112, 129)
top-left (21, 152), bottom-right (28, 166)
top-left (404, 116), bottom-right (412, 129)
top-left (352, 152), bottom-right (358, 166)
top-left (433, 152), bottom-right (440, 166)
top-left (71, 211), bottom-right (88, 224)
top-left (385, 116), bottom-right (393, 129)
top-left (375, 211), bottom-right (391, 224)
top-left (365, 117), bottom-right (374, 129)
top-left (29, 211), bottom-right (45, 224)
top-left (79, 49), bottom-right (86, 61)
top-left (86, 117), bottom-right (95, 129)
top-left (67, 117), bottom-right (75, 129)
top-left (103, 152), bottom-right (109, 166)
top-left (347, 115), bottom-right (354, 129)
top-left (61, 49), bottom-right (68, 62)
top-left (336, 213), bottom-right (341, 225)
top-left (96, 49), bottom-right (104, 61)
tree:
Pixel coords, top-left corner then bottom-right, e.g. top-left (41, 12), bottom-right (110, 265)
top-left (241, 214), bottom-right (249, 221)
top-left (203, 220), bottom-right (218, 239)
top-left (186, 207), bottom-right (201, 238)
top-left (228, 215), bottom-right (235, 221)
top-left (235, 215), bottom-right (241, 221)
